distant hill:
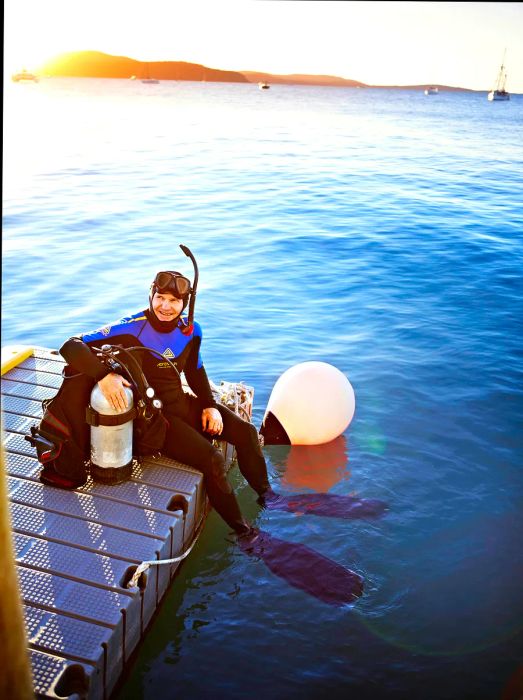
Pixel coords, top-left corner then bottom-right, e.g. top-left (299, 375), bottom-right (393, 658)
top-left (41, 51), bottom-right (248, 83)
top-left (38, 50), bottom-right (473, 92)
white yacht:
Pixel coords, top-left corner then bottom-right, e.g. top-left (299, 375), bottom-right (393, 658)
top-left (488, 51), bottom-right (510, 101)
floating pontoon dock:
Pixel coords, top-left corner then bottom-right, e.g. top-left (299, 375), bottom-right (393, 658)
top-left (1, 346), bottom-right (251, 700)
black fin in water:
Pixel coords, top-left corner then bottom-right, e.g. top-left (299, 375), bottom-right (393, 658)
top-left (238, 529), bottom-right (363, 606)
top-left (260, 491), bottom-right (388, 519)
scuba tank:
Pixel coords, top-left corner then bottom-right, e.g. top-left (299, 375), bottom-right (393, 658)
top-left (87, 383), bottom-right (135, 484)
top-left (87, 343), bottom-right (169, 485)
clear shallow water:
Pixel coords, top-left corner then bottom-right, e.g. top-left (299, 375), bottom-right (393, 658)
top-left (3, 78), bottom-right (523, 699)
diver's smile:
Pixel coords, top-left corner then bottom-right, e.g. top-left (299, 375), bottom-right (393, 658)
top-left (152, 292), bottom-right (184, 322)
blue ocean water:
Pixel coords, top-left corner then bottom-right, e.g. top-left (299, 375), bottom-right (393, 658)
top-left (3, 78), bottom-right (523, 699)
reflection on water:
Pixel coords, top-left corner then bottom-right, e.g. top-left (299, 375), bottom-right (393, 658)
top-left (265, 435), bottom-right (350, 493)
top-left (280, 436), bottom-right (350, 492)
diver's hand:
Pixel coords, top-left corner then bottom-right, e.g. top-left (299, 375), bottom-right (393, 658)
top-left (202, 407), bottom-right (223, 436)
top-left (98, 373), bottom-right (132, 411)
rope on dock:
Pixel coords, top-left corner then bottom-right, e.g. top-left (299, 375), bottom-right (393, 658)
top-left (210, 380), bottom-right (253, 421)
top-left (127, 514), bottom-right (206, 589)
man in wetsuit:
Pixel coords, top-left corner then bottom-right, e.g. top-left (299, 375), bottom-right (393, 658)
top-left (59, 269), bottom-right (270, 536)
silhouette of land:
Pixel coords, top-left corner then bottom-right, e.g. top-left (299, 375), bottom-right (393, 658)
top-left (39, 50), bottom-right (473, 91)
top-left (41, 51), bottom-right (247, 83)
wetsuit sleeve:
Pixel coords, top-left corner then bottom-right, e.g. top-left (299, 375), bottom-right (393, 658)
top-left (60, 311), bottom-right (148, 380)
top-left (183, 335), bottom-right (217, 409)
top-left (60, 337), bottom-right (110, 382)
top-left (186, 365), bottom-right (217, 409)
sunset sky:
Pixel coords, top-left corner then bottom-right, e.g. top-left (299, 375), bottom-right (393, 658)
top-left (4, 0), bottom-right (523, 92)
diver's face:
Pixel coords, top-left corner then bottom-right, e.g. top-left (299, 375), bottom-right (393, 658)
top-left (152, 291), bottom-right (184, 322)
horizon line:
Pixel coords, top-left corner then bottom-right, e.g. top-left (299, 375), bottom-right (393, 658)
top-left (19, 49), bottom-right (518, 94)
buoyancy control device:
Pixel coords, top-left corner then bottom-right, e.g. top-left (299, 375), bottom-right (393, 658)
top-left (25, 368), bottom-right (95, 487)
top-left (26, 343), bottom-right (174, 487)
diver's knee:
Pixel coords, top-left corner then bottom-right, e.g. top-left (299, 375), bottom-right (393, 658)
top-left (236, 420), bottom-right (259, 446)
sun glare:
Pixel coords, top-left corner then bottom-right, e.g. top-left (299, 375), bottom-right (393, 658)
top-left (4, 1), bottom-right (523, 92)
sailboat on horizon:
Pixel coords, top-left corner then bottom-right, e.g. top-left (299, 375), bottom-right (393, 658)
top-left (488, 50), bottom-right (510, 101)
top-left (141, 62), bottom-right (159, 84)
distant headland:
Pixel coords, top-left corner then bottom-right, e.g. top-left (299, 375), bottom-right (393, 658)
top-left (38, 51), bottom-right (473, 92)
top-left (40, 51), bottom-right (246, 83)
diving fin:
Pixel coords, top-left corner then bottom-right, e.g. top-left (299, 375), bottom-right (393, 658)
top-left (259, 490), bottom-right (388, 519)
top-left (237, 529), bottom-right (363, 606)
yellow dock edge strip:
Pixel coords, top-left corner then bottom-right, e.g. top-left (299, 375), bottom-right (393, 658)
top-left (1, 346), bottom-right (34, 376)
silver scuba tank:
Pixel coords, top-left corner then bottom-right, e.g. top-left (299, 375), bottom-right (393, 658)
top-left (88, 383), bottom-right (135, 484)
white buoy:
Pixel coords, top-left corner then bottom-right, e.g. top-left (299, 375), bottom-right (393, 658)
top-left (260, 361), bottom-right (355, 445)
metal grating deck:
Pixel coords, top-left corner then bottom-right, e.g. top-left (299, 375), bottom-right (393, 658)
top-left (1, 346), bottom-right (252, 700)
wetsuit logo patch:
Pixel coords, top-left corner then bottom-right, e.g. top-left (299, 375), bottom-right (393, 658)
top-left (163, 348), bottom-right (175, 359)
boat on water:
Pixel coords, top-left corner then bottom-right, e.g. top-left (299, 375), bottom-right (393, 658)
top-left (424, 86), bottom-right (438, 95)
top-left (258, 82), bottom-right (270, 90)
top-left (488, 51), bottom-right (510, 101)
top-left (141, 63), bottom-right (159, 84)
top-left (12, 69), bottom-right (39, 83)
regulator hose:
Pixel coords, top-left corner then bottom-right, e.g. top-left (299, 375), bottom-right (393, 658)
top-left (93, 343), bottom-right (182, 417)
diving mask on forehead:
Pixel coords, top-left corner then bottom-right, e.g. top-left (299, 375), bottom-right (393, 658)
top-left (153, 271), bottom-right (191, 298)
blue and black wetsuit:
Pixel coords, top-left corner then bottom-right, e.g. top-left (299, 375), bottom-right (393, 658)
top-left (60, 309), bottom-right (270, 534)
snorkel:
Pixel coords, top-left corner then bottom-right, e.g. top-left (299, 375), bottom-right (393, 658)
top-left (179, 244), bottom-right (199, 335)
